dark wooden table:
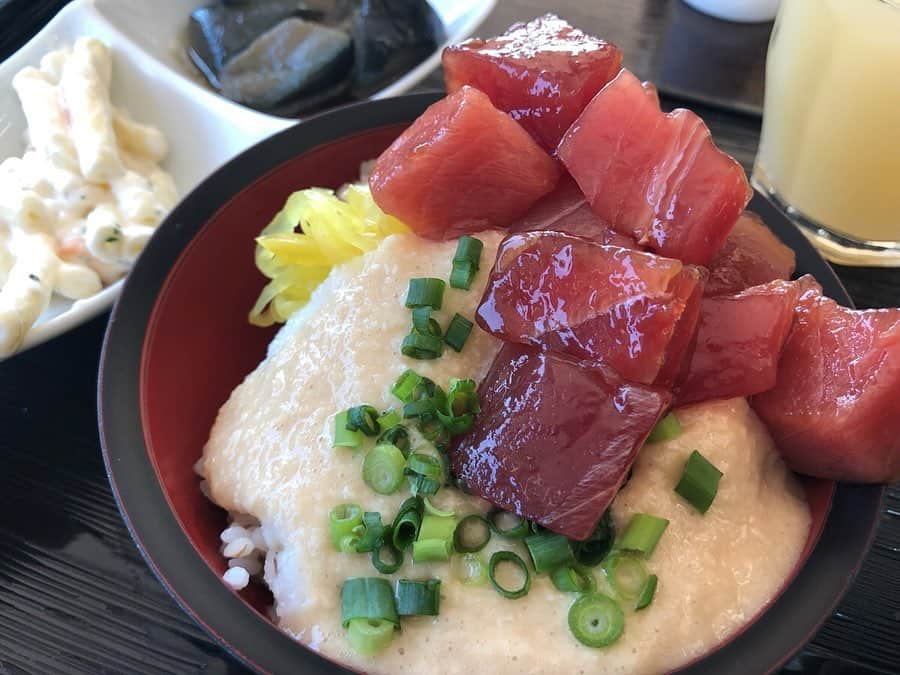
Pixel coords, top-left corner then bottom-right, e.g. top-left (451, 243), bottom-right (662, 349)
top-left (1, 1), bottom-right (898, 673)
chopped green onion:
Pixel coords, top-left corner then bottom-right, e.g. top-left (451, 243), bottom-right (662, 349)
top-left (402, 332), bottom-right (444, 360)
top-left (355, 512), bottom-right (385, 553)
top-left (333, 411), bottom-right (363, 449)
top-left (413, 514), bottom-right (456, 562)
top-left (444, 314), bottom-right (474, 352)
top-left (403, 398), bottom-right (435, 419)
top-left (418, 513), bottom-right (457, 542)
top-left (449, 236), bottom-right (483, 290)
top-left (377, 409), bottom-right (402, 432)
top-left (391, 498), bottom-right (422, 550)
top-left (411, 306), bottom-right (442, 337)
top-left (449, 261), bottom-right (477, 291)
top-left (453, 553), bottom-right (487, 586)
top-left (551, 566), bottom-right (596, 593)
top-left (525, 531), bottom-right (575, 575)
top-left (412, 538), bottom-right (452, 563)
top-left (435, 408), bottom-right (474, 435)
top-left (567, 593), bottom-right (624, 648)
top-left (391, 369), bottom-right (423, 403)
top-left (341, 577), bottom-right (399, 627)
top-left (602, 551), bottom-right (649, 601)
top-left (363, 444), bottom-right (406, 495)
top-left (409, 474), bottom-right (441, 497)
top-left (330, 504), bottom-right (363, 551)
top-left (395, 579), bottom-right (441, 616)
top-left (635, 574), bottom-right (658, 610)
top-left (346, 618), bottom-right (395, 655)
top-left (454, 235), bottom-right (484, 266)
top-left (572, 511), bottom-right (615, 567)
top-left (453, 514), bottom-right (491, 553)
top-left (372, 533), bottom-right (404, 574)
top-left (675, 450), bottom-right (723, 514)
top-left (488, 509), bottom-right (530, 539)
top-left (405, 278), bottom-right (445, 310)
top-left (423, 496), bottom-right (455, 518)
top-left (488, 551), bottom-right (531, 599)
top-left (618, 513), bottom-right (669, 558)
top-left (347, 405), bottom-right (380, 436)
top-left (417, 414), bottom-right (450, 446)
top-left (446, 378), bottom-right (480, 415)
top-left (647, 412), bottom-right (682, 443)
top-left (377, 425), bottom-right (410, 455)
top-left (407, 453), bottom-right (443, 480)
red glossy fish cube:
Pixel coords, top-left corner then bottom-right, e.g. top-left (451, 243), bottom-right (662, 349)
top-left (443, 14), bottom-right (623, 153)
top-left (369, 86), bottom-right (560, 240)
top-left (449, 344), bottom-right (670, 540)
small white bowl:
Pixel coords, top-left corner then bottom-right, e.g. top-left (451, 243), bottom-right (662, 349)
top-left (0, 0), bottom-right (495, 359)
top-left (682, 0), bottom-right (780, 23)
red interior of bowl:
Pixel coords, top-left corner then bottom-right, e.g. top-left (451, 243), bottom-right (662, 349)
top-left (139, 123), bottom-right (835, 635)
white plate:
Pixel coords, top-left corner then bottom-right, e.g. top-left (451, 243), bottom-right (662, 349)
top-left (0, 0), bottom-right (495, 359)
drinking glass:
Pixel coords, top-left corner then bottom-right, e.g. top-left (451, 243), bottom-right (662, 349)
top-left (752, 0), bottom-right (900, 266)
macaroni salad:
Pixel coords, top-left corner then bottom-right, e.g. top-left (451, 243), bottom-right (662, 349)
top-left (0, 37), bottom-right (177, 357)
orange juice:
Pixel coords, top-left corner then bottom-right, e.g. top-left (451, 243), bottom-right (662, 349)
top-left (754, 0), bottom-right (900, 260)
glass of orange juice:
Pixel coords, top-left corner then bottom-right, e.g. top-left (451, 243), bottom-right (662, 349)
top-left (753, 0), bottom-right (900, 266)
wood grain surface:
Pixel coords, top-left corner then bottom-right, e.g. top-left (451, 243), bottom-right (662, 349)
top-left (1, 1), bottom-right (898, 673)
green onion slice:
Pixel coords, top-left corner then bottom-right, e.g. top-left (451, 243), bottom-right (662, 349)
top-left (412, 538), bottom-right (452, 563)
top-left (488, 551), bottom-right (531, 600)
top-left (449, 236), bottom-right (483, 290)
top-left (647, 411), bottom-right (682, 443)
top-left (525, 531), bottom-right (575, 575)
top-left (618, 513), bottom-right (669, 558)
top-left (453, 514), bottom-right (491, 553)
top-left (376, 409), bottom-right (401, 432)
top-left (403, 398), bottom-right (435, 419)
top-left (418, 513), bottom-right (457, 543)
top-left (449, 261), bottom-right (476, 291)
top-left (454, 235), bottom-right (484, 266)
top-left (444, 314), bottom-right (474, 352)
top-left (453, 553), bottom-right (487, 586)
top-left (409, 473), bottom-right (441, 497)
top-left (423, 496), bottom-right (455, 518)
top-left (402, 332), bottom-right (443, 360)
top-left (602, 551), bottom-right (649, 601)
top-left (551, 566), bottom-right (596, 593)
top-left (372, 532), bottom-right (404, 575)
top-left (567, 593), bottom-right (624, 648)
top-left (411, 306), bottom-right (442, 337)
top-left (391, 369), bottom-right (423, 403)
top-left (405, 278), bottom-right (446, 310)
top-left (635, 574), bottom-right (658, 610)
top-left (341, 577), bottom-right (400, 627)
top-left (355, 512), bottom-right (385, 553)
top-left (346, 618), bottom-right (395, 655)
top-left (333, 411), bottom-right (363, 449)
top-left (346, 405), bottom-right (380, 436)
top-left (407, 452), bottom-right (443, 480)
top-left (391, 498), bottom-right (422, 550)
top-left (329, 504), bottom-right (363, 551)
top-left (447, 378), bottom-right (480, 415)
top-left (377, 425), bottom-right (410, 456)
top-left (362, 444), bottom-right (406, 495)
top-left (488, 508), bottom-right (530, 539)
top-left (395, 579), bottom-right (441, 616)
top-left (573, 511), bottom-right (615, 567)
top-left (675, 450), bottom-right (723, 514)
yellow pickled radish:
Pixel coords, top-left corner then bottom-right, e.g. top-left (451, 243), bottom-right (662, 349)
top-left (249, 183), bottom-right (409, 326)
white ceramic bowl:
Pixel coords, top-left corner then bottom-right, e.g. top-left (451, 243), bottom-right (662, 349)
top-left (682, 0), bottom-right (780, 22)
top-left (0, 0), bottom-right (495, 358)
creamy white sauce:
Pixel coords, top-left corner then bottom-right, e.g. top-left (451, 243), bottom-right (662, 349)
top-left (203, 232), bottom-right (810, 674)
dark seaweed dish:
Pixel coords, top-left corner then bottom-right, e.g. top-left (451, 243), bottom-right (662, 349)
top-left (188, 0), bottom-right (445, 116)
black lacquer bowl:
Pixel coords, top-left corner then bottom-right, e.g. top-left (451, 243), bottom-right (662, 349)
top-left (98, 93), bottom-right (884, 674)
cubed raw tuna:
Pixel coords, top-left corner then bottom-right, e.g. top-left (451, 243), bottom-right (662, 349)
top-left (705, 212), bottom-right (796, 296)
top-left (449, 344), bottom-right (670, 540)
top-left (752, 277), bottom-right (900, 483)
top-left (443, 14), bottom-right (623, 153)
top-left (369, 86), bottom-right (560, 240)
top-left (475, 231), bottom-right (705, 385)
top-left (675, 279), bottom-right (800, 405)
top-left (558, 69), bottom-right (752, 265)
top-left (511, 175), bottom-right (640, 249)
